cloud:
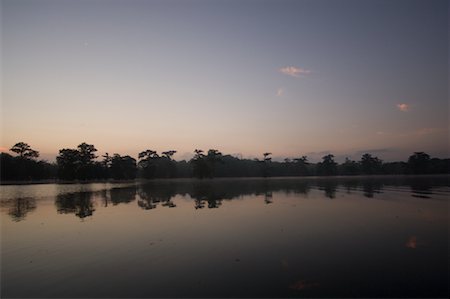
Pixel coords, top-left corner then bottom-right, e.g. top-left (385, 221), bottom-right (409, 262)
top-left (276, 88), bottom-right (284, 97)
top-left (399, 127), bottom-right (444, 137)
top-left (414, 127), bottom-right (441, 136)
top-left (279, 66), bottom-right (311, 77)
top-left (396, 103), bottom-right (410, 112)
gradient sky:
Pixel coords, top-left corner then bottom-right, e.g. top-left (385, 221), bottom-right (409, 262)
top-left (1, 0), bottom-right (448, 162)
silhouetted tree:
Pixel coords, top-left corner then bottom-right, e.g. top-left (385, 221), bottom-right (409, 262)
top-left (360, 153), bottom-right (382, 175)
top-left (316, 154), bottom-right (337, 176)
top-left (110, 154), bottom-right (137, 179)
top-left (408, 152), bottom-right (431, 174)
top-left (56, 143), bottom-right (99, 180)
top-left (261, 152), bottom-right (272, 177)
top-left (138, 149), bottom-right (159, 179)
top-left (102, 153), bottom-right (112, 178)
top-left (340, 157), bottom-right (360, 175)
top-left (206, 149), bottom-right (223, 178)
top-left (56, 149), bottom-right (81, 180)
top-left (191, 149), bottom-right (210, 178)
top-left (76, 143), bottom-right (98, 179)
top-left (10, 142), bottom-right (39, 159)
top-left (160, 150), bottom-right (178, 178)
top-left (294, 156), bottom-right (309, 175)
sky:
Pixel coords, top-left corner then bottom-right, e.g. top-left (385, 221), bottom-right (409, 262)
top-left (1, 0), bottom-right (448, 162)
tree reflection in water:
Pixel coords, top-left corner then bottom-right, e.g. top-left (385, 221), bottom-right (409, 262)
top-left (1, 197), bottom-right (36, 221)
top-left (55, 192), bottom-right (95, 219)
top-left (110, 187), bottom-right (136, 205)
top-left (137, 183), bottom-right (177, 210)
top-left (2, 176), bottom-right (447, 221)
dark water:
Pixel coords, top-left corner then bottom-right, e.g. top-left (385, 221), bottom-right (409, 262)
top-left (1, 176), bottom-right (449, 298)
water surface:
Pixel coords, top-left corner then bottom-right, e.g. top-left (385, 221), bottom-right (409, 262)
top-left (1, 176), bottom-right (449, 298)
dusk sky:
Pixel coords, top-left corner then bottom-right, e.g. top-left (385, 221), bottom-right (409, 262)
top-left (1, 0), bottom-right (448, 162)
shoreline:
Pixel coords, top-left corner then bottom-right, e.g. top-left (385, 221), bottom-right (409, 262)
top-left (1, 174), bottom-right (448, 186)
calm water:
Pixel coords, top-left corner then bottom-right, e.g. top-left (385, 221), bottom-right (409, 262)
top-left (1, 176), bottom-right (449, 298)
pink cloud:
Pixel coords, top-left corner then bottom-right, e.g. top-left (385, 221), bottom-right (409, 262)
top-left (396, 103), bottom-right (410, 112)
top-left (279, 66), bottom-right (311, 77)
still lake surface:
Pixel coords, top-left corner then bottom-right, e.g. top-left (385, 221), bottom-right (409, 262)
top-left (1, 176), bottom-right (448, 298)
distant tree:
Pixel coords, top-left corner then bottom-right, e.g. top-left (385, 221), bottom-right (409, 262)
top-left (360, 153), bottom-right (382, 175)
top-left (262, 152), bottom-right (272, 177)
top-left (408, 152), bottom-right (431, 174)
top-left (191, 149), bottom-right (210, 178)
top-left (381, 161), bottom-right (407, 174)
top-left (162, 150), bottom-right (177, 160)
top-left (102, 152), bottom-right (112, 167)
top-left (340, 157), bottom-right (360, 175)
top-left (317, 154), bottom-right (337, 176)
top-left (57, 148), bottom-right (82, 180)
top-left (294, 155), bottom-right (309, 175)
top-left (138, 149), bottom-right (159, 179)
top-left (110, 154), bottom-right (137, 179)
top-left (77, 142), bottom-right (97, 164)
top-left (160, 150), bottom-right (177, 178)
top-left (206, 149), bottom-right (223, 178)
top-left (10, 142), bottom-right (39, 159)
top-left (101, 153), bottom-right (112, 178)
top-left (77, 143), bottom-right (98, 179)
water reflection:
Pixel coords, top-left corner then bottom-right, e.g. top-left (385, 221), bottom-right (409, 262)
top-left (1, 176), bottom-right (448, 221)
top-left (1, 197), bottom-right (36, 221)
top-left (55, 191), bottom-right (95, 219)
top-left (110, 187), bottom-right (136, 205)
top-left (2, 177), bottom-right (448, 298)
top-left (317, 180), bottom-right (337, 199)
top-left (137, 183), bottom-right (177, 210)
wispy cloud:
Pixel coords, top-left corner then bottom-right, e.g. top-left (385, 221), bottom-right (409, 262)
top-left (399, 127), bottom-right (445, 137)
top-left (279, 66), bottom-right (311, 78)
top-left (414, 127), bottom-right (441, 136)
top-left (276, 88), bottom-right (284, 97)
top-left (396, 103), bottom-right (410, 112)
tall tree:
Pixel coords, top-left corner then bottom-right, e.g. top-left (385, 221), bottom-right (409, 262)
top-left (10, 142), bottom-right (39, 159)
top-left (110, 154), bottom-right (137, 179)
top-left (138, 149), bottom-right (159, 178)
top-left (191, 149), bottom-right (210, 178)
top-left (360, 153), bottom-right (382, 174)
top-left (294, 155), bottom-right (309, 175)
top-left (317, 154), bottom-right (337, 176)
top-left (56, 149), bottom-right (82, 180)
top-left (408, 152), bottom-right (431, 174)
top-left (206, 149), bottom-right (222, 178)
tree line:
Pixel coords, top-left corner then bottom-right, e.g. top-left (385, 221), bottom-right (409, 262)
top-left (1, 142), bottom-right (449, 181)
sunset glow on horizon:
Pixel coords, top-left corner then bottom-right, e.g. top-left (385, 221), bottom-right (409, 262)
top-left (1, 0), bottom-right (448, 162)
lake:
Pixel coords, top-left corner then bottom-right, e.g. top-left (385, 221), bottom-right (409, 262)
top-left (1, 176), bottom-right (448, 298)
